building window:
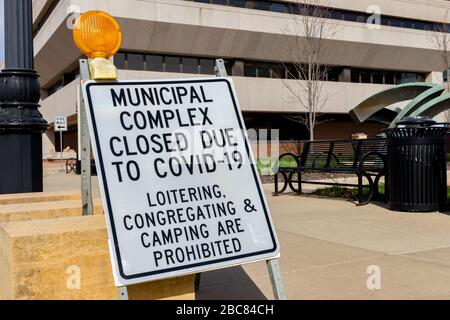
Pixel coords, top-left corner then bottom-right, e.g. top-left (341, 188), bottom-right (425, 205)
top-left (165, 56), bottom-right (181, 73)
top-left (385, 73), bottom-right (395, 85)
top-left (229, 0), bottom-right (246, 8)
top-left (114, 52), bottom-right (126, 69)
top-left (200, 58), bottom-right (215, 74)
top-left (127, 53), bottom-right (145, 70)
top-left (211, 0), bottom-right (227, 4)
top-left (257, 63), bottom-right (271, 78)
top-left (444, 69), bottom-right (450, 82)
top-left (244, 62), bottom-right (258, 77)
top-left (271, 64), bottom-right (284, 79)
top-left (182, 57), bottom-right (199, 73)
top-left (146, 54), bottom-right (164, 72)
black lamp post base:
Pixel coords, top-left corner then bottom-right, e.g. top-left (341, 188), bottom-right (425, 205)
top-left (0, 132), bottom-right (44, 194)
top-left (0, 69), bottom-right (48, 195)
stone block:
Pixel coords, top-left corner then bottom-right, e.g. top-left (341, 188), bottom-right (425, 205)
top-left (0, 215), bottom-right (195, 300)
top-left (0, 199), bottom-right (103, 223)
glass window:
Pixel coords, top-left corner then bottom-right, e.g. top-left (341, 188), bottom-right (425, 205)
top-left (372, 72), bottom-right (384, 84)
top-left (360, 71), bottom-right (371, 83)
top-left (229, 0), bottom-right (245, 8)
top-left (146, 54), bottom-right (163, 72)
top-left (389, 18), bottom-right (402, 28)
top-left (399, 72), bottom-right (417, 84)
top-left (225, 60), bottom-right (233, 76)
top-left (343, 12), bottom-right (358, 22)
top-left (327, 67), bottom-right (342, 82)
top-left (200, 59), bottom-right (215, 74)
top-left (271, 64), bottom-right (284, 78)
top-left (444, 69), bottom-right (450, 83)
top-left (244, 62), bottom-right (257, 77)
top-left (114, 52), bottom-right (126, 69)
top-left (127, 53), bottom-right (144, 70)
top-left (165, 56), bottom-right (181, 73)
top-left (329, 10), bottom-right (344, 20)
top-left (245, 1), bottom-right (255, 9)
top-left (182, 57), bottom-right (199, 74)
top-left (286, 65), bottom-right (299, 79)
top-left (271, 3), bottom-right (286, 13)
top-left (287, 4), bottom-right (300, 14)
top-left (416, 73), bottom-right (425, 82)
top-left (211, 0), bottom-right (227, 5)
top-left (351, 70), bottom-right (361, 83)
top-left (254, 1), bottom-right (271, 11)
top-left (356, 15), bottom-right (366, 23)
top-left (257, 63), bottom-right (271, 78)
top-left (384, 73), bottom-right (395, 85)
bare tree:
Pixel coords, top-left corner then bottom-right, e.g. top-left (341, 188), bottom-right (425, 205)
top-left (431, 10), bottom-right (450, 121)
top-left (282, 0), bottom-right (337, 141)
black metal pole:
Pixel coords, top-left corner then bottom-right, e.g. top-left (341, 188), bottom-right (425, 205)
top-left (0, 0), bottom-right (48, 194)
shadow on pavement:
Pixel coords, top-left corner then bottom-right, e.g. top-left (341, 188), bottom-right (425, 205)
top-left (196, 266), bottom-right (268, 300)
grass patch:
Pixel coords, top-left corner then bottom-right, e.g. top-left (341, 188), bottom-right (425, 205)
top-left (313, 186), bottom-right (360, 199)
top-left (313, 184), bottom-right (386, 201)
top-left (313, 184), bottom-right (450, 202)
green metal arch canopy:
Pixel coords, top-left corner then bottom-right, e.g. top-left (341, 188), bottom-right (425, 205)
top-left (350, 83), bottom-right (437, 124)
top-left (389, 85), bottom-right (444, 128)
top-left (410, 92), bottom-right (450, 119)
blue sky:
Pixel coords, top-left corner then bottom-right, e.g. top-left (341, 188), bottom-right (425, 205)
top-left (0, 0), bottom-right (4, 62)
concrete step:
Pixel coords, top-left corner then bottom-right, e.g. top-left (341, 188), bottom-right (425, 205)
top-left (0, 190), bottom-right (80, 205)
top-left (0, 199), bottom-right (103, 223)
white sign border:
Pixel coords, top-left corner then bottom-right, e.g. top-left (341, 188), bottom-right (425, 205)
top-left (83, 77), bottom-right (280, 285)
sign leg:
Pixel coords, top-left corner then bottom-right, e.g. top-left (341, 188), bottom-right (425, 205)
top-left (118, 286), bottom-right (129, 300)
top-left (267, 259), bottom-right (287, 300)
top-left (194, 273), bottom-right (202, 291)
top-left (79, 59), bottom-right (93, 216)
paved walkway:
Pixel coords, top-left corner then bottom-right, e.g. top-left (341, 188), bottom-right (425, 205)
top-left (44, 172), bottom-right (450, 300)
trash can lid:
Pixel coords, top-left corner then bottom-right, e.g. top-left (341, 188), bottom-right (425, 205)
top-left (397, 116), bottom-right (436, 127)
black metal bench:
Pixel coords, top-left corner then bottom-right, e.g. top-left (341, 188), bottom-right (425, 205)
top-left (274, 139), bottom-right (387, 205)
top-left (66, 158), bottom-right (78, 174)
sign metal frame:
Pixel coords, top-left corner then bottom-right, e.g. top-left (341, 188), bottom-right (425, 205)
top-left (79, 59), bottom-right (94, 216)
top-left (79, 58), bottom-right (287, 300)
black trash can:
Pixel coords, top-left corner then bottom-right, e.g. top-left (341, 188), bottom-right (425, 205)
top-left (384, 117), bottom-right (449, 212)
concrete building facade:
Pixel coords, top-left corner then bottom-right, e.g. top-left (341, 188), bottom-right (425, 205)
top-left (28, 0), bottom-right (450, 159)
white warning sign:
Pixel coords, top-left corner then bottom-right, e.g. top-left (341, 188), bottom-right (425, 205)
top-left (82, 78), bottom-right (279, 285)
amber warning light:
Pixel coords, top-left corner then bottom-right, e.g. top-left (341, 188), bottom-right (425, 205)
top-left (73, 11), bottom-right (122, 80)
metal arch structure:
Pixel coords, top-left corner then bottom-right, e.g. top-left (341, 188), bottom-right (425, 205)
top-left (349, 82), bottom-right (436, 124)
top-left (388, 85), bottom-right (445, 128)
top-left (410, 93), bottom-right (450, 119)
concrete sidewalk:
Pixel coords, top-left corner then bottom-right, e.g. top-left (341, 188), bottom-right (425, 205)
top-left (44, 173), bottom-right (450, 300)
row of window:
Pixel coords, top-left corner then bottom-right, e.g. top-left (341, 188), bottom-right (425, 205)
top-left (115, 52), bottom-right (426, 85)
top-left (244, 63), bottom-right (424, 84)
top-left (114, 52), bottom-right (218, 75)
top-left (243, 62), bottom-right (341, 82)
top-left (45, 53), bottom-right (427, 97)
top-left (350, 69), bottom-right (425, 85)
top-left (185, 0), bottom-right (447, 33)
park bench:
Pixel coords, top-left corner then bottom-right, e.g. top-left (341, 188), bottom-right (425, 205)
top-left (66, 158), bottom-right (78, 174)
top-left (65, 158), bottom-right (97, 176)
top-left (274, 139), bottom-right (387, 205)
